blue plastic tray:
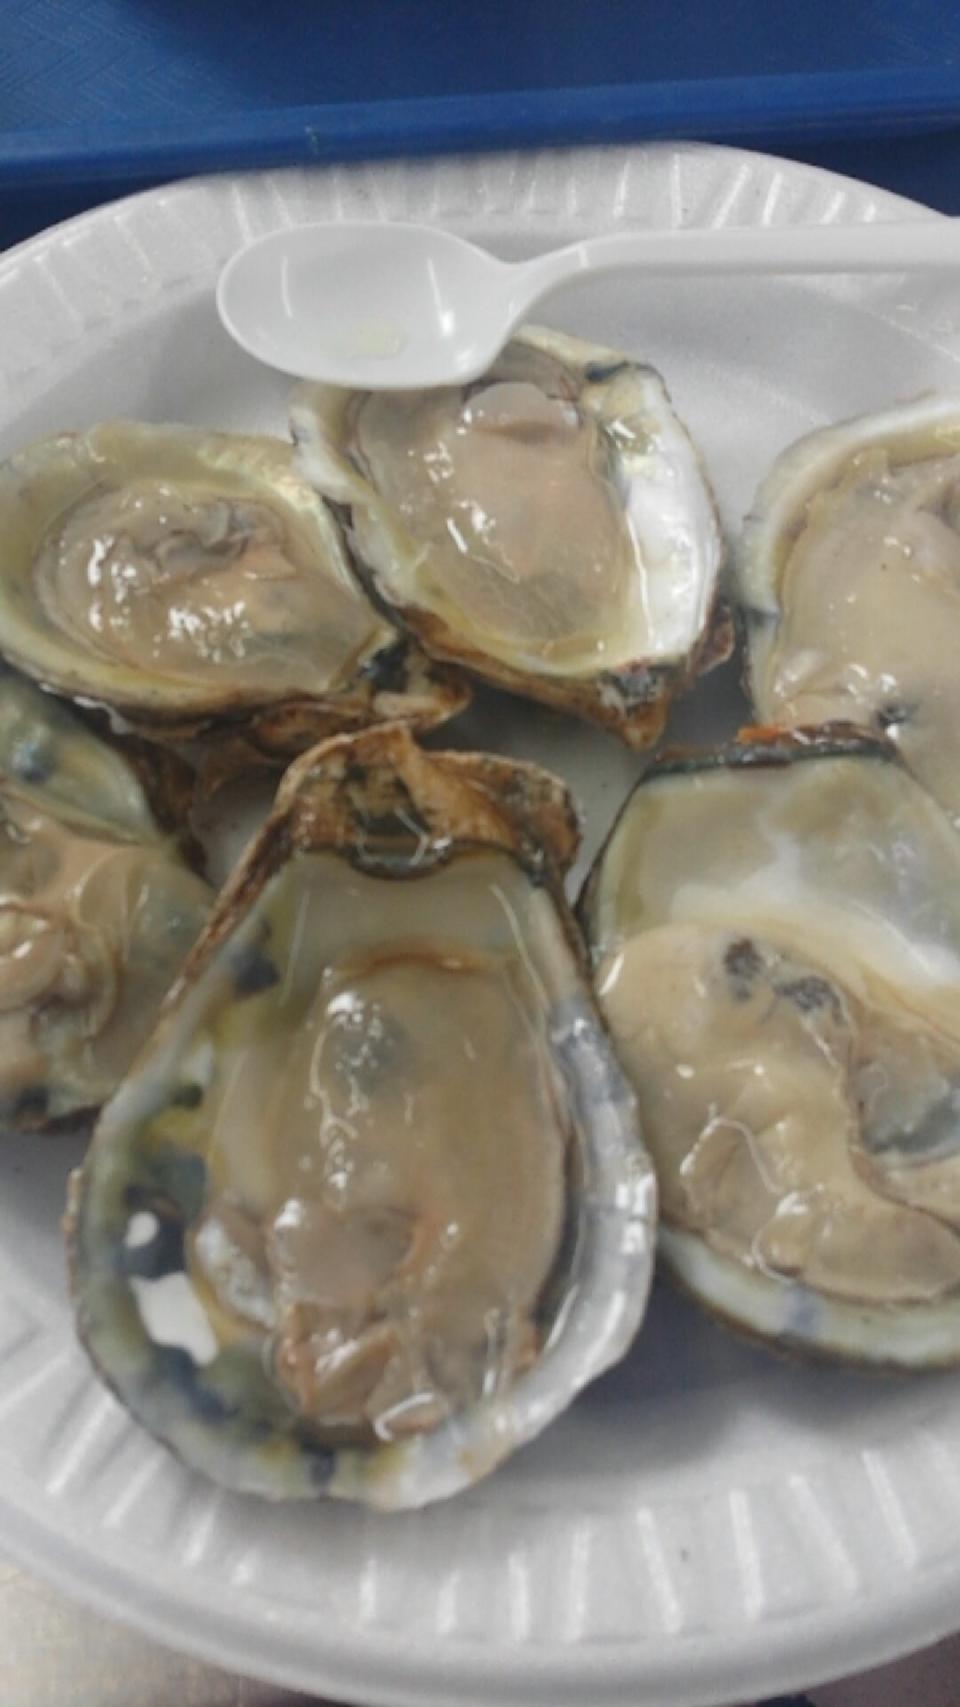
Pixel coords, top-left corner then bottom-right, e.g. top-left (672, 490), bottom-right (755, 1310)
top-left (3, 0), bottom-right (960, 246)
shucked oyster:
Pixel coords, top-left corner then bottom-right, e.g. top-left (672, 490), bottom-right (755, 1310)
top-left (68, 726), bottom-right (654, 1508)
top-left (740, 396), bottom-right (960, 825)
top-left (293, 326), bottom-right (725, 746)
top-left (584, 729), bottom-right (960, 1367)
top-left (0, 666), bottom-right (212, 1131)
top-left (0, 423), bottom-right (465, 772)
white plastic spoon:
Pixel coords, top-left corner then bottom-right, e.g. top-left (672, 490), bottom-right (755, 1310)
top-left (217, 216), bottom-right (960, 391)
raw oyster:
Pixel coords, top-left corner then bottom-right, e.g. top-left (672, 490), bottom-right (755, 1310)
top-left (293, 326), bottom-right (725, 747)
top-left (0, 423), bottom-right (465, 772)
top-left (0, 666), bottom-right (212, 1131)
top-left (68, 725), bottom-right (655, 1508)
top-left (583, 728), bottom-right (960, 1367)
top-left (740, 395), bottom-right (960, 825)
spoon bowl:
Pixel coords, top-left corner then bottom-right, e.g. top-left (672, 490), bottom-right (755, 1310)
top-left (217, 221), bottom-right (514, 390)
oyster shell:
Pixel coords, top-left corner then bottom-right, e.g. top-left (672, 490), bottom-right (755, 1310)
top-left (293, 326), bottom-right (725, 747)
top-left (583, 728), bottom-right (960, 1367)
top-left (739, 395), bottom-right (960, 825)
top-left (0, 666), bottom-right (212, 1131)
top-left (0, 423), bottom-right (466, 772)
top-left (67, 725), bottom-right (655, 1508)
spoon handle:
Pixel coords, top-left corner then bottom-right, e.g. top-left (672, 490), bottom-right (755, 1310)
top-left (508, 217), bottom-right (960, 319)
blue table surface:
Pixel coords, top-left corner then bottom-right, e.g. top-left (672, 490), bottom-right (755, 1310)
top-left (2, 0), bottom-right (954, 132)
top-left (2, 0), bottom-right (960, 245)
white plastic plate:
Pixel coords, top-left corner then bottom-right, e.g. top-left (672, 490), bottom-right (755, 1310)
top-left (0, 142), bottom-right (959, 1707)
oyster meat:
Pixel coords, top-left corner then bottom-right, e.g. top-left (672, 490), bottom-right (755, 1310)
top-left (583, 729), bottom-right (960, 1366)
top-left (740, 396), bottom-right (960, 825)
top-left (0, 666), bottom-right (212, 1131)
top-left (0, 423), bottom-right (465, 769)
top-left (293, 326), bottom-right (725, 746)
top-left (68, 725), bottom-right (654, 1508)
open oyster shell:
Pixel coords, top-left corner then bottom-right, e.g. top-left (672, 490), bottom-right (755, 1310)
top-left (0, 666), bottom-right (212, 1132)
top-left (583, 727), bottom-right (960, 1368)
top-left (739, 395), bottom-right (960, 826)
top-left (67, 725), bottom-right (655, 1509)
top-left (0, 423), bottom-right (466, 775)
top-left (293, 326), bottom-right (726, 747)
